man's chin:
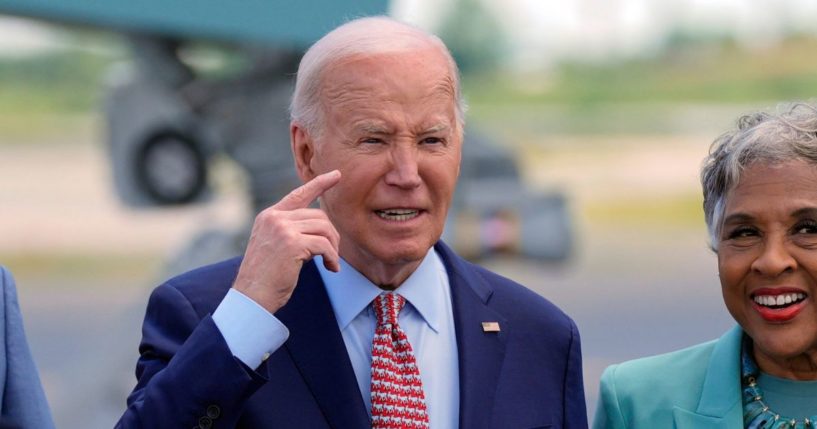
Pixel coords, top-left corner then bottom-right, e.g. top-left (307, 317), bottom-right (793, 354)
top-left (361, 234), bottom-right (436, 260)
top-left (372, 244), bottom-right (430, 266)
top-left (342, 240), bottom-right (434, 281)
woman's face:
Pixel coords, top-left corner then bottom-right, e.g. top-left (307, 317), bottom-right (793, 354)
top-left (718, 160), bottom-right (817, 379)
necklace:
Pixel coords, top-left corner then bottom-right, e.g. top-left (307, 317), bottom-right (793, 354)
top-left (741, 338), bottom-right (817, 429)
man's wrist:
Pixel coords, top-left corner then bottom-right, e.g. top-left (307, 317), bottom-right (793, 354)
top-left (212, 288), bottom-right (290, 369)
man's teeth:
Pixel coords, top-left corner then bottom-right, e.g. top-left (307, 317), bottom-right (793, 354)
top-left (376, 209), bottom-right (419, 221)
top-left (753, 293), bottom-right (807, 307)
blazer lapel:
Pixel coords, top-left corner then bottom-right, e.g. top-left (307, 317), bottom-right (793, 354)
top-left (673, 326), bottom-right (744, 429)
top-left (436, 242), bottom-right (508, 429)
top-left (672, 407), bottom-right (737, 429)
top-left (274, 261), bottom-right (370, 429)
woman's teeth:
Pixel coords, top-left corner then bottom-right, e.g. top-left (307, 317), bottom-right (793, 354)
top-left (753, 293), bottom-right (807, 308)
top-left (376, 209), bottom-right (419, 221)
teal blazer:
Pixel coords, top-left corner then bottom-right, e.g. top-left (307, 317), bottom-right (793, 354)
top-left (593, 326), bottom-right (744, 429)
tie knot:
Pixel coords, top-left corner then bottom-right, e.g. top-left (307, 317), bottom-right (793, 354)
top-left (372, 292), bottom-right (406, 326)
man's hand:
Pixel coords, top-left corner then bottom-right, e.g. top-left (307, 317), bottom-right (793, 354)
top-left (233, 170), bottom-right (342, 314)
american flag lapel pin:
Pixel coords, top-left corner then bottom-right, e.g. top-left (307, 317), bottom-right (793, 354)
top-left (481, 322), bottom-right (500, 332)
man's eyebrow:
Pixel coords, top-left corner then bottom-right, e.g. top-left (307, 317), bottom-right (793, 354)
top-left (419, 124), bottom-right (450, 134)
top-left (356, 122), bottom-right (391, 134)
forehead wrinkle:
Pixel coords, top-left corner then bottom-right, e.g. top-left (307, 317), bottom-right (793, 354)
top-left (319, 63), bottom-right (374, 119)
top-left (432, 75), bottom-right (456, 99)
top-left (317, 53), bottom-right (458, 137)
top-left (321, 84), bottom-right (369, 111)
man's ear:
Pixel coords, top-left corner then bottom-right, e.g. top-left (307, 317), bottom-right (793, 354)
top-left (291, 123), bottom-right (317, 182)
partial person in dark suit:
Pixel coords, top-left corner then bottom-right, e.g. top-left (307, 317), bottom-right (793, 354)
top-left (117, 16), bottom-right (586, 429)
top-left (0, 266), bottom-right (55, 429)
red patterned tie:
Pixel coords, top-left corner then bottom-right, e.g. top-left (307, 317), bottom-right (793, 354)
top-left (370, 293), bottom-right (430, 429)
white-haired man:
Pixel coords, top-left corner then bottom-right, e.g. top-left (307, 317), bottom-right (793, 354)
top-left (117, 17), bottom-right (587, 429)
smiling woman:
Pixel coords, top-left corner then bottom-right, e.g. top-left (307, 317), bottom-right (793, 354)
top-left (593, 103), bottom-right (817, 429)
top-left (718, 161), bottom-right (817, 381)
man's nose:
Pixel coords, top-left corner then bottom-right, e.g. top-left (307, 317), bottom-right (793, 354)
top-left (384, 144), bottom-right (421, 189)
top-left (751, 236), bottom-right (797, 277)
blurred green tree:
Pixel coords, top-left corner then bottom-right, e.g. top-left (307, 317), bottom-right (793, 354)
top-left (437, 0), bottom-right (508, 74)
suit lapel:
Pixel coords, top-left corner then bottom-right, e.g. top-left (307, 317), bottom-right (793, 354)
top-left (436, 243), bottom-right (508, 429)
top-left (672, 407), bottom-right (738, 429)
top-left (274, 261), bottom-right (370, 429)
top-left (673, 326), bottom-right (744, 429)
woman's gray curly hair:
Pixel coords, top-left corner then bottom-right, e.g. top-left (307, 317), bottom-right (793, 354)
top-left (701, 102), bottom-right (817, 251)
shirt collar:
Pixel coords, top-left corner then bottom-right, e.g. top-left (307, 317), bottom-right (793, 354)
top-left (315, 249), bottom-right (445, 333)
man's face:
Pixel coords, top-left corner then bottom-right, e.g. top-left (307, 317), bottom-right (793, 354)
top-left (297, 48), bottom-right (461, 285)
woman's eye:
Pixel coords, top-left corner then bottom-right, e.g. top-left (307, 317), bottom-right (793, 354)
top-left (726, 227), bottom-right (758, 240)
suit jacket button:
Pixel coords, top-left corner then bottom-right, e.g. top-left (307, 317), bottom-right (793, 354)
top-left (198, 416), bottom-right (212, 429)
top-left (206, 405), bottom-right (221, 419)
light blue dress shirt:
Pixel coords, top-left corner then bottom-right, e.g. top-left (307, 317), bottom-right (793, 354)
top-left (212, 249), bottom-right (460, 429)
top-left (315, 250), bottom-right (460, 429)
top-left (212, 288), bottom-right (289, 369)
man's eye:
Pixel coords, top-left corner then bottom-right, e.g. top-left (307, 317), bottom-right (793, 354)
top-left (362, 138), bottom-right (383, 144)
top-left (421, 137), bottom-right (443, 145)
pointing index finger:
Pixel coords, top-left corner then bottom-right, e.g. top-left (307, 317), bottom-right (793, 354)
top-left (274, 170), bottom-right (341, 211)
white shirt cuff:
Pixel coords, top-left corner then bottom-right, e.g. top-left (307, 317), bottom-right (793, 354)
top-left (212, 288), bottom-right (289, 369)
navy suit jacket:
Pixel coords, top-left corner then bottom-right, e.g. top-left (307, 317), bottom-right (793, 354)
top-left (0, 267), bottom-right (55, 429)
top-left (117, 242), bottom-right (586, 429)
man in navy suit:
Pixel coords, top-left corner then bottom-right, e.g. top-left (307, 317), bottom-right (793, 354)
top-left (117, 16), bottom-right (586, 429)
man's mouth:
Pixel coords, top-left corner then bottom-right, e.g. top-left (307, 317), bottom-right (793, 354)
top-left (752, 292), bottom-right (807, 309)
top-left (375, 209), bottom-right (420, 222)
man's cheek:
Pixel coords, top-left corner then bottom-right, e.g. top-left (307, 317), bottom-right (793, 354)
top-left (321, 186), bottom-right (350, 211)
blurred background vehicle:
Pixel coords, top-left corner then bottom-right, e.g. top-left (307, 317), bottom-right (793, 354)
top-left (3, 0), bottom-right (817, 427)
top-left (0, 0), bottom-right (572, 278)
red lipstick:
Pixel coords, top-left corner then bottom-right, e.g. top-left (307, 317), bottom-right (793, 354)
top-left (750, 287), bottom-right (808, 323)
top-left (752, 300), bottom-right (807, 322)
